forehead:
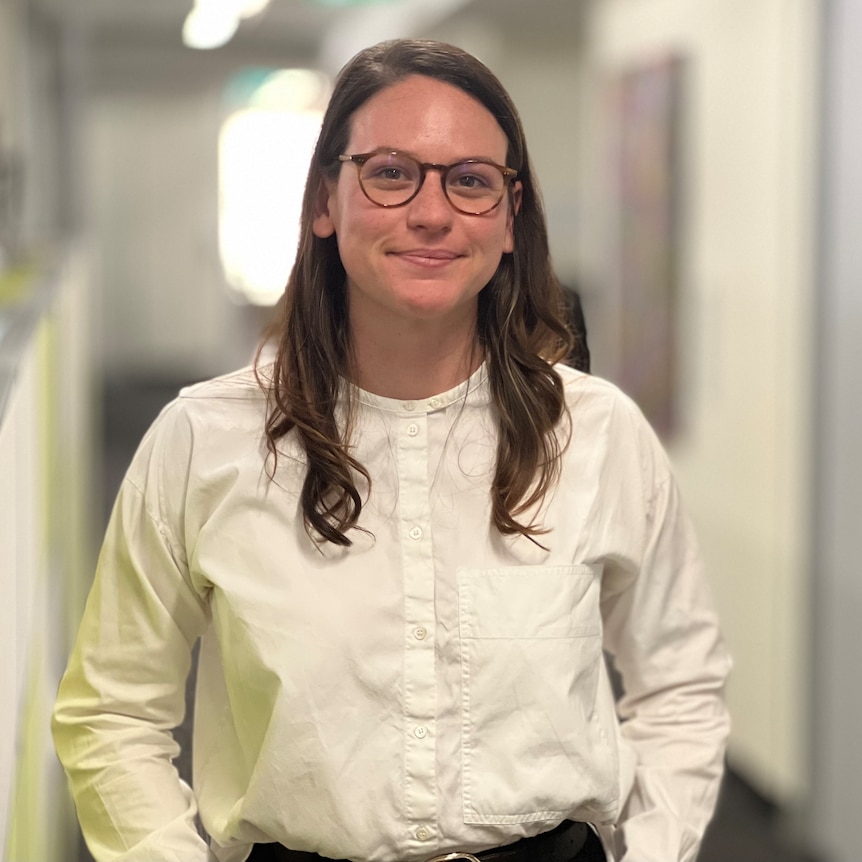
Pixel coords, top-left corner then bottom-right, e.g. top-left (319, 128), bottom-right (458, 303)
top-left (346, 75), bottom-right (509, 162)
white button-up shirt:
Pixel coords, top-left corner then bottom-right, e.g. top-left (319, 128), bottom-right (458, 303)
top-left (52, 363), bottom-right (731, 862)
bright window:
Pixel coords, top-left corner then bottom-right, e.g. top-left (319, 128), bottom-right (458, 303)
top-left (219, 69), bottom-right (330, 306)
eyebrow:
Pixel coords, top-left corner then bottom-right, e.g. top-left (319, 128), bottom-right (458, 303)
top-left (361, 146), bottom-right (503, 164)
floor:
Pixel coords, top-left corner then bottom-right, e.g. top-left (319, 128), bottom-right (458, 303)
top-left (700, 770), bottom-right (817, 862)
top-left (74, 377), bottom-right (823, 862)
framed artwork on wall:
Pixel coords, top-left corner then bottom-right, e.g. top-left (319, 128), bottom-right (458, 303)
top-left (610, 55), bottom-right (685, 439)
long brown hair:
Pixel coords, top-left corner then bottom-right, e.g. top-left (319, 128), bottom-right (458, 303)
top-left (257, 39), bottom-right (574, 546)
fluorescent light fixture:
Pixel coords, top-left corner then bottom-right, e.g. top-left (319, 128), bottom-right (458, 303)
top-left (183, 6), bottom-right (239, 49)
top-left (319, 0), bottom-right (472, 73)
top-left (183, 0), bottom-right (271, 50)
top-left (230, 0), bottom-right (273, 17)
top-left (310, 0), bottom-right (398, 5)
top-left (219, 69), bottom-right (331, 305)
top-left (194, 0), bottom-right (271, 16)
top-left (249, 69), bottom-right (331, 111)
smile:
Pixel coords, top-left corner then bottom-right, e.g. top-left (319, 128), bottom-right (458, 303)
top-left (391, 249), bottom-right (463, 268)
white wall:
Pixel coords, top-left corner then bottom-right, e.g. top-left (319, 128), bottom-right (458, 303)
top-left (497, 54), bottom-right (585, 283)
top-left (90, 88), bottom-right (249, 379)
top-left (577, 0), bottom-right (819, 805)
top-left (1, 3), bottom-right (98, 855)
top-left (0, 252), bottom-right (95, 862)
top-left (810, 1), bottom-right (862, 858)
top-left (88, 77), bottom-right (270, 380)
top-left (0, 319), bottom-right (42, 852)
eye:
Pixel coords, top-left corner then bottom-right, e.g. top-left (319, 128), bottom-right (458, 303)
top-left (375, 165), bottom-right (409, 182)
top-left (452, 173), bottom-right (488, 189)
top-left (361, 154), bottom-right (419, 186)
top-left (447, 162), bottom-right (501, 196)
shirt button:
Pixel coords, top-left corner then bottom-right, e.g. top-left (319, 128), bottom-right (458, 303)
top-left (414, 626), bottom-right (428, 640)
top-left (414, 725), bottom-right (428, 739)
top-left (406, 422), bottom-right (419, 437)
top-left (409, 526), bottom-right (422, 540)
top-left (403, 401), bottom-right (416, 412)
top-left (429, 398), bottom-right (441, 409)
top-left (416, 827), bottom-right (431, 841)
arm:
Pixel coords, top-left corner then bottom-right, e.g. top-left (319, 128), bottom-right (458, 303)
top-left (52, 405), bottom-right (213, 862)
top-left (600, 411), bottom-right (732, 862)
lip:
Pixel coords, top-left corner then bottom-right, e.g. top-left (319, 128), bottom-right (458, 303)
top-left (390, 248), bottom-right (464, 267)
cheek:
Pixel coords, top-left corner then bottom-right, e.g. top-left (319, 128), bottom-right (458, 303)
top-left (476, 217), bottom-right (515, 259)
top-left (333, 210), bottom-right (391, 278)
top-left (332, 199), bottom-right (389, 243)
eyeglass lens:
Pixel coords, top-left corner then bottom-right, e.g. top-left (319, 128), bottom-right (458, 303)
top-left (356, 152), bottom-right (508, 214)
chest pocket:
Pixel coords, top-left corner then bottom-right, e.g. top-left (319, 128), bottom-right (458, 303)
top-left (457, 564), bottom-right (620, 826)
top-left (460, 565), bottom-right (600, 639)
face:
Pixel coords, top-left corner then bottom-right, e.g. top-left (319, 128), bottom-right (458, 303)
top-left (313, 75), bottom-right (521, 334)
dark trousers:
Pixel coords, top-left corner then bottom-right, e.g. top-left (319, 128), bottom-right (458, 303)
top-left (248, 828), bottom-right (607, 862)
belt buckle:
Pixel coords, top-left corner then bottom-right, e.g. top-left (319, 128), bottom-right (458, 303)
top-left (424, 854), bottom-right (481, 862)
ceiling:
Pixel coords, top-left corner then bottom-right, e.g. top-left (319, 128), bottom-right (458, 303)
top-left (35, 0), bottom-right (347, 49)
top-left (30, 0), bottom-right (586, 77)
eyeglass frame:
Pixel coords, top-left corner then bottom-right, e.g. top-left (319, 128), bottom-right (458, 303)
top-left (336, 150), bottom-right (519, 216)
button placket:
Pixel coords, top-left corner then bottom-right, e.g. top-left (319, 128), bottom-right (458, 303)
top-left (396, 408), bottom-right (437, 837)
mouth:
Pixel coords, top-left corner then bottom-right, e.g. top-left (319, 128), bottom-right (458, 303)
top-left (390, 248), bottom-right (463, 267)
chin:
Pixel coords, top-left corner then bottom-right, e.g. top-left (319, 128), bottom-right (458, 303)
top-left (399, 296), bottom-right (476, 323)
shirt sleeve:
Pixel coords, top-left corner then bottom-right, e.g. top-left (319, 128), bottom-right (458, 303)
top-left (52, 402), bottom-right (215, 862)
top-left (599, 400), bottom-right (732, 862)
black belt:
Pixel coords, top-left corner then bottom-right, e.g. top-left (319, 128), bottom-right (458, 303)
top-left (253, 820), bottom-right (590, 862)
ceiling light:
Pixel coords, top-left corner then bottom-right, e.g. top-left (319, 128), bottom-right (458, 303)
top-left (183, 6), bottom-right (238, 49)
top-left (309, 0), bottom-right (397, 6)
top-left (195, 0), bottom-right (271, 16)
top-left (182, 0), bottom-right (271, 51)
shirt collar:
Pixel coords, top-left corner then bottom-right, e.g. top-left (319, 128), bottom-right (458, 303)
top-left (347, 362), bottom-right (491, 415)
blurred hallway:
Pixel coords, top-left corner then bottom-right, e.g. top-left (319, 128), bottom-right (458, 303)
top-left (4, 0), bottom-right (862, 858)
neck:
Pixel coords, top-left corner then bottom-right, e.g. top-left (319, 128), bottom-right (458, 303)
top-left (348, 309), bottom-right (483, 401)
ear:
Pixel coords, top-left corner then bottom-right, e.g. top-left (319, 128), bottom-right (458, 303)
top-left (503, 180), bottom-right (522, 254)
top-left (312, 178), bottom-right (336, 238)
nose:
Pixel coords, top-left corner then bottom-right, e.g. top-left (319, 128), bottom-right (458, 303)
top-left (405, 168), bottom-right (454, 231)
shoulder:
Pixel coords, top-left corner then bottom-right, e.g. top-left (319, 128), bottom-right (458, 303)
top-left (554, 364), bottom-right (644, 426)
top-left (176, 364), bottom-right (267, 413)
top-left (156, 364), bottom-right (269, 437)
top-left (125, 365), bottom-right (268, 485)
top-left (553, 364), bottom-right (671, 482)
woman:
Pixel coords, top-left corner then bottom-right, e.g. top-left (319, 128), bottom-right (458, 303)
top-left (53, 39), bottom-right (730, 862)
